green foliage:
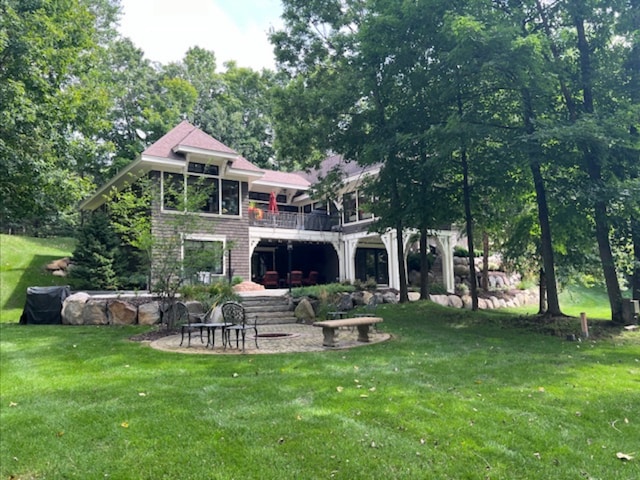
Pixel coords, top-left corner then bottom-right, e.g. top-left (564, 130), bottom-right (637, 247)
top-left (68, 211), bottom-right (121, 290)
top-left (453, 246), bottom-right (469, 258)
top-left (178, 281), bottom-right (240, 309)
top-left (291, 282), bottom-right (355, 299)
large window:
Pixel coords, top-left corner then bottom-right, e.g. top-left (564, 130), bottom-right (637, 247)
top-left (162, 166), bottom-right (240, 216)
top-left (162, 173), bottom-right (184, 211)
top-left (183, 239), bottom-right (224, 284)
top-left (343, 190), bottom-right (372, 224)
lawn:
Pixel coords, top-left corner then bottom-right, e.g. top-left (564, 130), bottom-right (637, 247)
top-left (1, 234), bottom-right (75, 322)
top-left (1, 302), bottom-right (638, 479)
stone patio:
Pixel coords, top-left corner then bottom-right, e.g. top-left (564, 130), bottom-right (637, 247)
top-left (148, 322), bottom-right (391, 355)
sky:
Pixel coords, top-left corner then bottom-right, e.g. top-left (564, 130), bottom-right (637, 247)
top-left (117, 0), bottom-right (284, 71)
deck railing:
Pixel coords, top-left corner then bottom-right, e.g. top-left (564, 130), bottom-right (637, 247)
top-left (249, 211), bottom-right (340, 232)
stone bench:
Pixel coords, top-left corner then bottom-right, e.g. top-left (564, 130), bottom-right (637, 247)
top-left (312, 316), bottom-right (383, 347)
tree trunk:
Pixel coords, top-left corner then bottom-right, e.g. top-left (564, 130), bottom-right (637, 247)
top-left (461, 148), bottom-right (478, 310)
top-left (574, 15), bottom-right (623, 323)
top-left (390, 176), bottom-right (409, 303)
top-left (419, 227), bottom-right (430, 300)
top-left (481, 231), bottom-right (489, 291)
top-left (633, 217), bottom-right (640, 301)
top-left (521, 87), bottom-right (563, 316)
top-left (538, 268), bottom-right (547, 315)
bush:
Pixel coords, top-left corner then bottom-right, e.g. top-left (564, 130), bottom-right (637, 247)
top-left (179, 281), bottom-right (240, 309)
top-left (453, 246), bottom-right (469, 257)
top-left (291, 282), bottom-right (355, 299)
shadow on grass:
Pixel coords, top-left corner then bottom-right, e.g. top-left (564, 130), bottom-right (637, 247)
top-left (3, 254), bottom-right (70, 312)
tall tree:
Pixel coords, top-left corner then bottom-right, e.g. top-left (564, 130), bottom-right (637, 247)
top-left (0, 0), bottom-right (112, 231)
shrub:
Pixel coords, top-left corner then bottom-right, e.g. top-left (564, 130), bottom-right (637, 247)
top-left (178, 281), bottom-right (240, 309)
top-left (453, 246), bottom-right (469, 257)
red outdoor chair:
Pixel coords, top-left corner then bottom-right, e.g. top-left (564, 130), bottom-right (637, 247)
top-left (302, 270), bottom-right (318, 286)
top-left (290, 270), bottom-right (303, 288)
top-left (262, 271), bottom-right (279, 288)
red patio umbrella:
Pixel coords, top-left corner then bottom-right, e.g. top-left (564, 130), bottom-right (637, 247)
top-left (268, 191), bottom-right (279, 213)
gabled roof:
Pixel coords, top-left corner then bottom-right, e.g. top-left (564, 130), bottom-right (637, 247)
top-left (253, 169), bottom-right (311, 189)
top-left (299, 154), bottom-right (380, 185)
top-left (147, 121), bottom-right (262, 173)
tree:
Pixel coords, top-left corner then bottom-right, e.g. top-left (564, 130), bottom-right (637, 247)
top-left (0, 0), bottom-right (112, 231)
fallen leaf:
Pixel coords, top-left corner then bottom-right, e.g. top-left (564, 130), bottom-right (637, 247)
top-left (56, 431), bottom-right (64, 437)
top-left (533, 452), bottom-right (541, 460)
top-left (9, 402), bottom-right (17, 407)
top-left (370, 441), bottom-right (377, 448)
top-left (121, 422), bottom-right (129, 428)
top-left (420, 438), bottom-right (426, 445)
top-left (369, 387), bottom-right (376, 392)
top-left (360, 394), bottom-right (369, 398)
top-left (138, 392), bottom-right (146, 397)
top-left (232, 373), bottom-right (239, 378)
top-left (538, 387), bottom-right (545, 393)
top-left (616, 452), bottom-right (634, 461)
top-left (336, 386), bottom-right (344, 392)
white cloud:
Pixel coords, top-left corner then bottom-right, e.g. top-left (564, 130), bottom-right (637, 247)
top-left (118, 0), bottom-right (282, 71)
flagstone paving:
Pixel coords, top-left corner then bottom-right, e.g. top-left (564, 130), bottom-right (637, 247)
top-left (149, 323), bottom-right (391, 355)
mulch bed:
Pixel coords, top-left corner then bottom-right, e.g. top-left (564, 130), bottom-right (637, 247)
top-left (129, 328), bottom-right (177, 342)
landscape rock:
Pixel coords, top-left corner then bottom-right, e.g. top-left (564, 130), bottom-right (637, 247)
top-left (448, 295), bottom-right (463, 309)
top-left (62, 292), bottom-right (91, 325)
top-left (336, 293), bottom-right (354, 311)
top-left (108, 300), bottom-right (137, 325)
top-left (84, 300), bottom-right (109, 325)
top-left (382, 291), bottom-right (398, 304)
top-left (138, 301), bottom-right (161, 325)
top-left (294, 298), bottom-right (316, 323)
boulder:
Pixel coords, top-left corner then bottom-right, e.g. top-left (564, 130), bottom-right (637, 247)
top-left (84, 300), bottom-right (109, 325)
top-left (336, 293), bottom-right (354, 311)
top-left (489, 296), bottom-right (500, 309)
top-left (52, 269), bottom-right (67, 277)
top-left (294, 298), bottom-right (315, 323)
top-left (138, 301), bottom-right (161, 325)
top-left (381, 291), bottom-right (398, 304)
top-left (461, 295), bottom-right (473, 309)
top-left (430, 294), bottom-right (449, 307)
top-left (448, 295), bottom-right (464, 309)
top-left (454, 265), bottom-right (470, 277)
top-left (46, 257), bottom-right (70, 271)
top-left (62, 292), bottom-right (91, 325)
top-left (108, 300), bottom-right (137, 325)
top-left (477, 298), bottom-right (488, 310)
top-left (408, 291), bottom-right (421, 302)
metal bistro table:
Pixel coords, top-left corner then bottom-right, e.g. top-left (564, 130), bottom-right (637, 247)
top-left (206, 320), bottom-right (233, 348)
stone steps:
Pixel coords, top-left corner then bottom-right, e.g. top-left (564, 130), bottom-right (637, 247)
top-left (239, 294), bottom-right (297, 325)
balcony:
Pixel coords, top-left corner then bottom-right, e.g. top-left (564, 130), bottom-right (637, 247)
top-left (248, 211), bottom-right (340, 232)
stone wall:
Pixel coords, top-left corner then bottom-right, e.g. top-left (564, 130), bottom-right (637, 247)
top-left (61, 292), bottom-right (164, 326)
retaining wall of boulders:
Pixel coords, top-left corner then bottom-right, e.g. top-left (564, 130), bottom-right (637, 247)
top-left (61, 292), bottom-right (164, 326)
top-left (292, 287), bottom-right (538, 323)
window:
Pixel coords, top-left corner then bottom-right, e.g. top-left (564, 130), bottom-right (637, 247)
top-left (343, 190), bottom-right (373, 224)
top-left (163, 173), bottom-right (184, 211)
top-left (183, 239), bottom-right (224, 284)
top-left (187, 176), bottom-right (219, 214)
top-left (221, 180), bottom-right (239, 215)
top-left (343, 192), bottom-right (357, 223)
top-left (162, 165), bottom-right (239, 216)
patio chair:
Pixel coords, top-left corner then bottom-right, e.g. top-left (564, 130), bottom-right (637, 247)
top-left (290, 270), bottom-right (303, 288)
top-left (262, 270), bottom-right (280, 288)
top-left (222, 301), bottom-right (258, 352)
top-left (178, 301), bottom-right (208, 347)
top-left (302, 270), bottom-right (318, 286)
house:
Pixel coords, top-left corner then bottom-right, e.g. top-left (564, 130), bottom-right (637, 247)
top-left (80, 121), bottom-right (455, 292)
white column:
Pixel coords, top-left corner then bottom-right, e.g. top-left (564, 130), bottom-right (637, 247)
top-left (435, 231), bottom-right (455, 293)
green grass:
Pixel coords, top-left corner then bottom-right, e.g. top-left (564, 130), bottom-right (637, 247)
top-left (0, 234), bottom-right (75, 322)
top-left (1, 303), bottom-right (638, 479)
